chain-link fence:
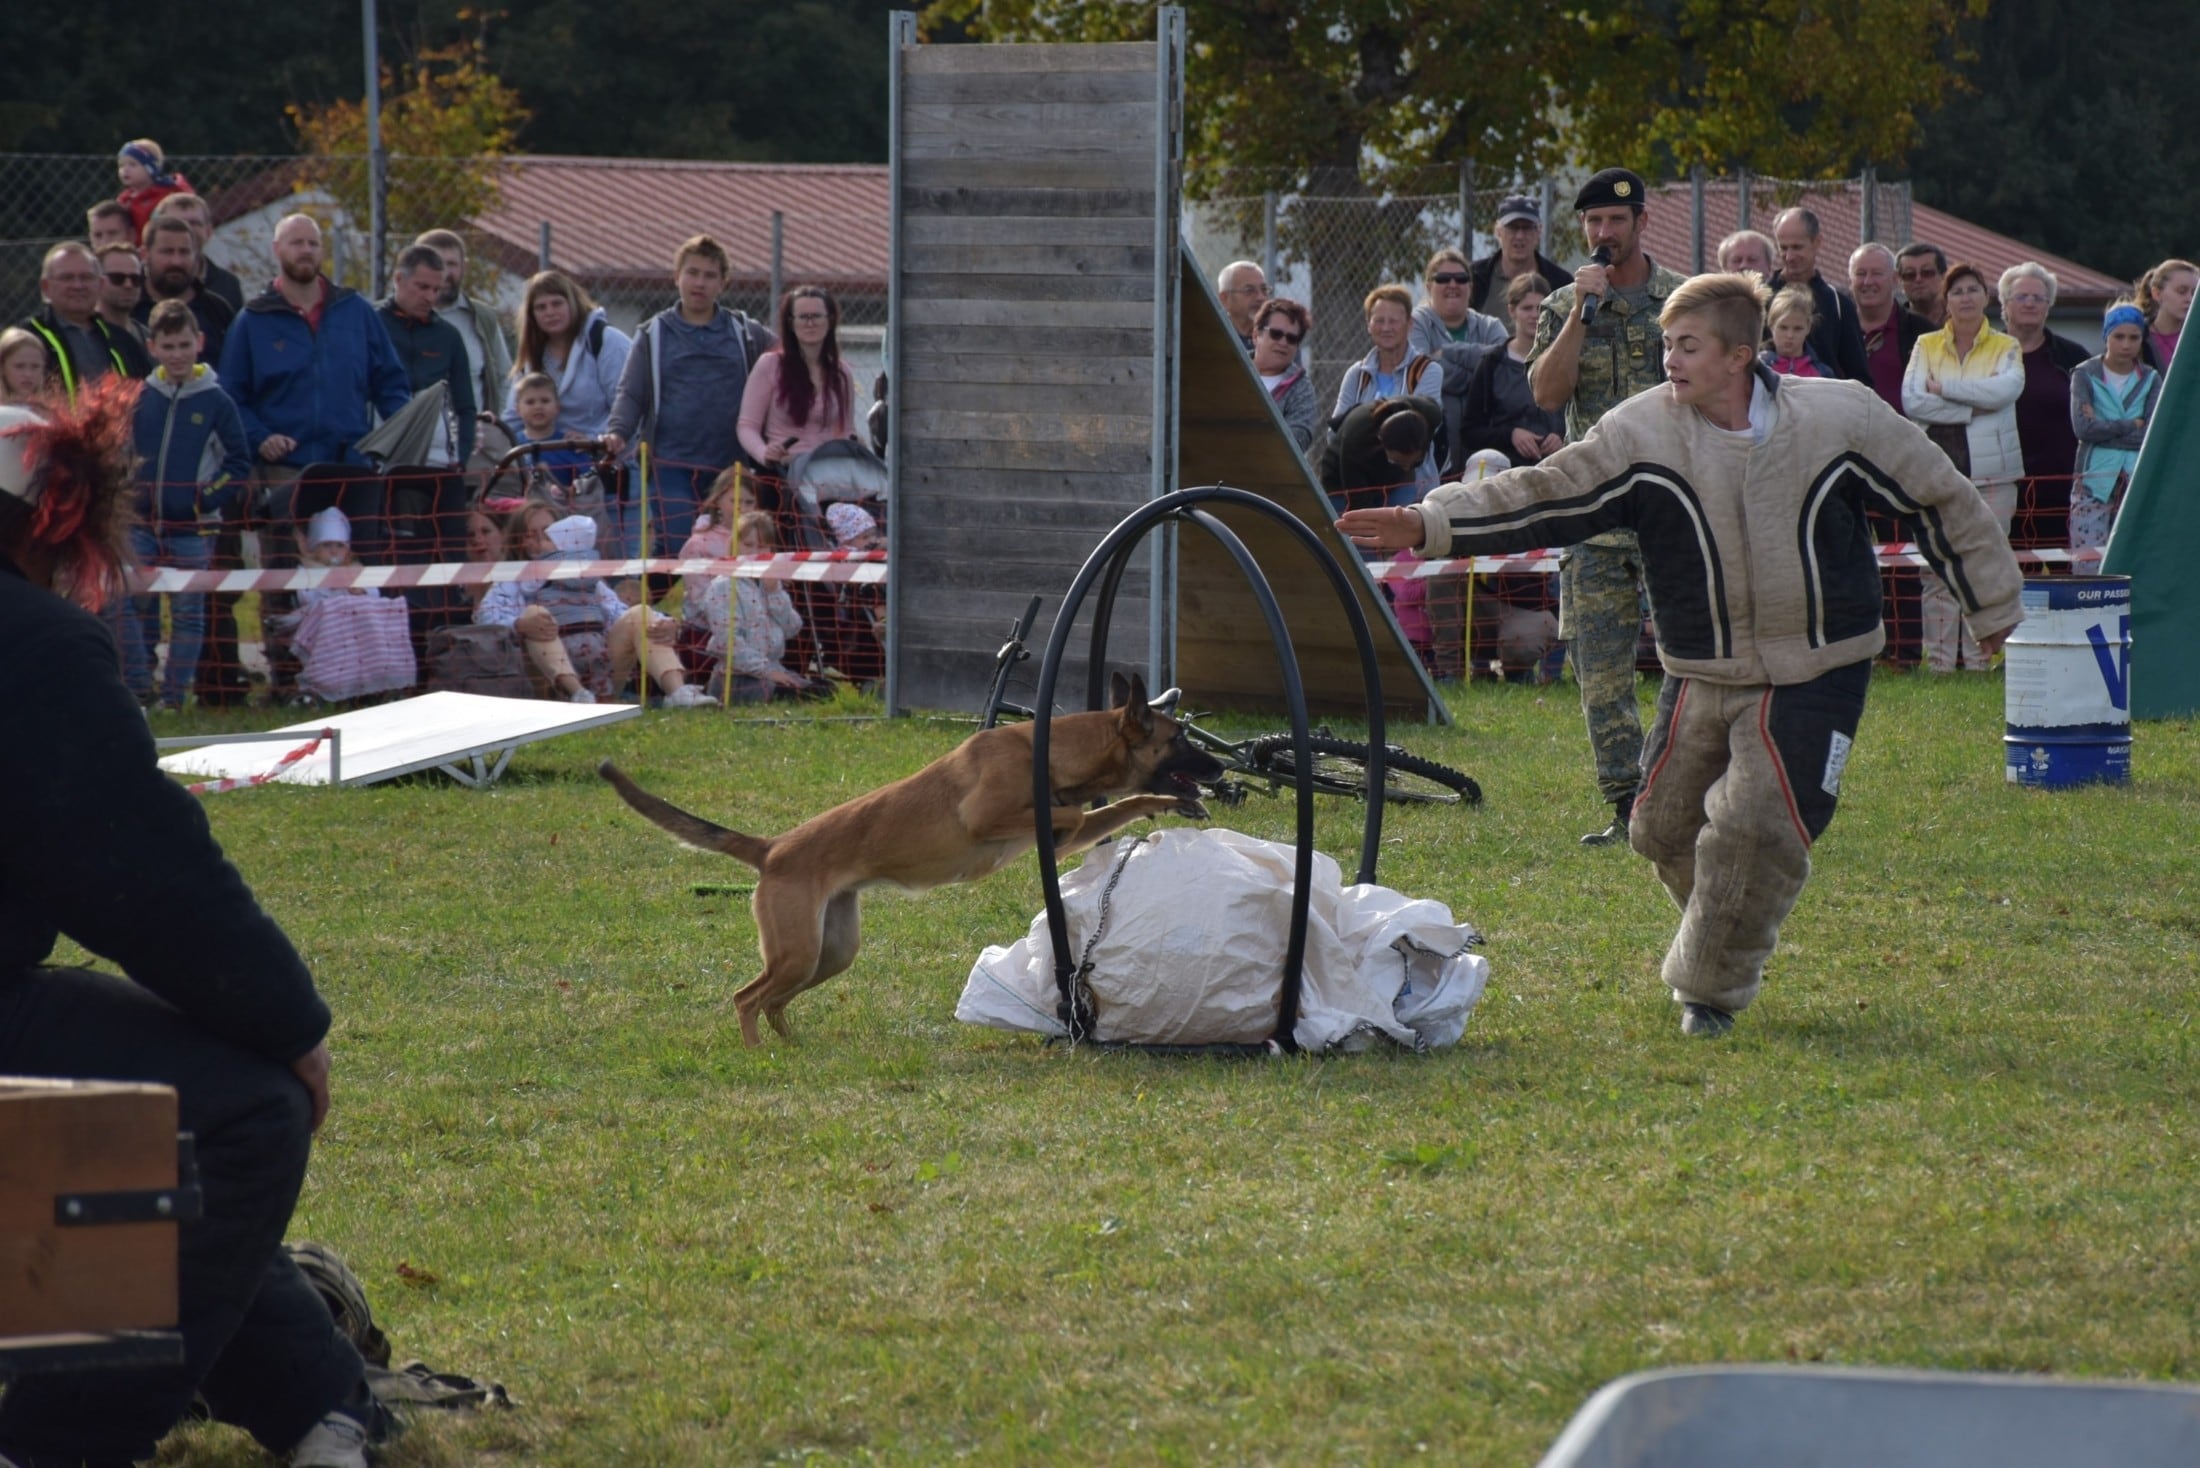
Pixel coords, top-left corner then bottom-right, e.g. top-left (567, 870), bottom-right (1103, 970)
top-left (1185, 164), bottom-right (1919, 414)
top-left (1, 152), bottom-right (890, 422)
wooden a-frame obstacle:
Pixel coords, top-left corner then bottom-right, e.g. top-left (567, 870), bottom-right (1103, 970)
top-left (882, 8), bottom-right (1448, 724)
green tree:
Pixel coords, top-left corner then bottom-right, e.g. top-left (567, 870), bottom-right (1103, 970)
top-left (288, 28), bottom-right (529, 291)
top-left (921, 0), bottom-right (1986, 186)
top-left (1905, 0), bottom-right (2200, 283)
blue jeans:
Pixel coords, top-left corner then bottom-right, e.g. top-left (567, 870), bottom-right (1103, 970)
top-left (617, 462), bottom-right (713, 557)
top-left (122, 523), bottom-right (214, 706)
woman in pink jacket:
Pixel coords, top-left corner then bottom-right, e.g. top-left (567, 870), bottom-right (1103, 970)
top-left (736, 287), bottom-right (859, 472)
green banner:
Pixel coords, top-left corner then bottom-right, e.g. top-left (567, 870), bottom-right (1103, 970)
top-left (2101, 343), bottom-right (2200, 719)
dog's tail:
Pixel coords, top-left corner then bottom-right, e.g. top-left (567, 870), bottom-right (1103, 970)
top-left (598, 761), bottom-right (771, 869)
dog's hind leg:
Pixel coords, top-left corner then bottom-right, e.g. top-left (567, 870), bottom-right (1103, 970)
top-left (735, 880), bottom-right (829, 1044)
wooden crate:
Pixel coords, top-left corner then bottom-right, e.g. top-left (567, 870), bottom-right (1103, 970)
top-left (0, 1078), bottom-right (180, 1335)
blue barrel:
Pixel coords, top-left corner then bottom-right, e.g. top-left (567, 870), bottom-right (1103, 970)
top-left (2004, 576), bottom-right (2131, 787)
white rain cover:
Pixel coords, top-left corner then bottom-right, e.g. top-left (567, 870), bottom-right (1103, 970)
top-left (957, 827), bottom-right (1487, 1052)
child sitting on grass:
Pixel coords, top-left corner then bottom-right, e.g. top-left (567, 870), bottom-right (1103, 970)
top-left (696, 511), bottom-right (829, 702)
top-left (289, 507), bottom-right (417, 704)
top-left (475, 509), bottom-right (710, 706)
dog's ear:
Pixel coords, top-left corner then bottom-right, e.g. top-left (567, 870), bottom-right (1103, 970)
top-left (1111, 671), bottom-right (1153, 735)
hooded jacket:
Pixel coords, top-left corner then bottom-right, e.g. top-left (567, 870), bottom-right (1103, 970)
top-left (1411, 366), bottom-right (2024, 687)
top-left (132, 364), bottom-right (252, 525)
top-left (218, 278), bottom-right (412, 467)
top-left (503, 307), bottom-right (634, 440)
top-left (0, 551), bottom-right (329, 1064)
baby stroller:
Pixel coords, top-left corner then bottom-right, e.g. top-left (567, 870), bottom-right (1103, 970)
top-left (478, 435), bottom-right (621, 553)
top-left (774, 438), bottom-right (888, 685)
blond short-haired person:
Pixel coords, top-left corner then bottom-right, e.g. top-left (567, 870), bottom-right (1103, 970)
top-left (1339, 273), bottom-right (2023, 1038)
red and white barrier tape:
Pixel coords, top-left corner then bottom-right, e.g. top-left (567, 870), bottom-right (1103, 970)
top-left (181, 730), bottom-right (331, 797)
top-left (133, 550), bottom-right (887, 596)
top-left (1364, 545), bottom-right (2092, 581)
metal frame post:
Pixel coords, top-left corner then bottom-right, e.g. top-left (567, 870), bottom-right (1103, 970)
top-left (1146, 6), bottom-right (1186, 693)
top-left (883, 11), bottom-right (917, 716)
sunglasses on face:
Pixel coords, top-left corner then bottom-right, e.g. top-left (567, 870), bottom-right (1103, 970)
top-left (105, 272), bottom-right (143, 286)
top-left (1261, 326), bottom-right (1303, 345)
top-left (1430, 272), bottom-right (1470, 285)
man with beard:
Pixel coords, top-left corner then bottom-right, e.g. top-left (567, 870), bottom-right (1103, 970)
top-left (134, 215), bottom-right (235, 364)
top-left (213, 214), bottom-right (409, 703)
top-left (149, 192), bottom-right (249, 315)
top-left (1527, 167), bottom-right (1687, 847)
top-left (219, 213), bottom-right (409, 475)
top-left (411, 228), bottom-right (511, 434)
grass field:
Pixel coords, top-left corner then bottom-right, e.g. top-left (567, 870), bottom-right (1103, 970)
top-left (130, 671), bottom-right (2198, 1465)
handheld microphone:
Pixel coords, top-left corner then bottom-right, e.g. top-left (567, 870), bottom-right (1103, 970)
top-left (1580, 246), bottom-right (1614, 326)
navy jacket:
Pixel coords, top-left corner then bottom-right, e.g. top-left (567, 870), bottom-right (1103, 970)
top-left (132, 364), bottom-right (253, 526)
top-left (0, 552), bottom-right (329, 1064)
top-left (218, 278), bottom-right (411, 467)
top-left (378, 300), bottom-right (478, 463)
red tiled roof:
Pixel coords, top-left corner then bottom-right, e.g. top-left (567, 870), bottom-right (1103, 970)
top-left (472, 156), bottom-right (889, 294)
top-left (1638, 179), bottom-right (2130, 305)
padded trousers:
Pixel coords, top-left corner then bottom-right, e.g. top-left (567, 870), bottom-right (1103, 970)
top-left (1628, 661), bottom-right (1872, 1015)
top-left (0, 968), bottom-right (363, 1467)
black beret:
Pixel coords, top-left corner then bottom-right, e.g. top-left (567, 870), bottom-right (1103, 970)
top-left (1574, 168), bottom-right (1648, 212)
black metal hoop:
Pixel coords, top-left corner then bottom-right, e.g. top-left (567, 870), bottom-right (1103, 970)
top-left (1029, 484), bottom-right (1393, 1051)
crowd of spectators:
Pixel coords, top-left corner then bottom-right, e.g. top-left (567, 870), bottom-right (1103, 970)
top-left (1233, 186), bottom-right (2185, 695)
top-left (9, 134), bottom-right (2191, 715)
top-left (7, 140), bottom-right (886, 715)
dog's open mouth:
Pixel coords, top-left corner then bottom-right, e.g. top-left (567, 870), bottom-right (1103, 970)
top-left (1169, 771), bottom-right (1205, 794)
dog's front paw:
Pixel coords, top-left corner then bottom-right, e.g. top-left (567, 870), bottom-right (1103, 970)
top-left (1174, 794), bottom-right (1211, 821)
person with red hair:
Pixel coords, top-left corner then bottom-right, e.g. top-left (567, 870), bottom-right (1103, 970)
top-left (0, 383), bottom-right (385, 1468)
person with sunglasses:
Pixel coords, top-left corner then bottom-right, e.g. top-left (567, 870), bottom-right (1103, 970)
top-left (1895, 243), bottom-right (1948, 328)
top-left (1408, 247), bottom-right (1509, 362)
top-left (19, 241), bottom-right (151, 402)
top-left (93, 242), bottom-right (149, 341)
top-left (1250, 297), bottom-right (1316, 450)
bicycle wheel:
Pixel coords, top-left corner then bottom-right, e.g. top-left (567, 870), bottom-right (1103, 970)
top-left (1245, 733), bottom-right (1482, 806)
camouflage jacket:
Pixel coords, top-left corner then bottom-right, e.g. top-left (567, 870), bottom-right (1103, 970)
top-left (1529, 254), bottom-right (1690, 443)
top-left (1527, 253), bottom-right (1688, 549)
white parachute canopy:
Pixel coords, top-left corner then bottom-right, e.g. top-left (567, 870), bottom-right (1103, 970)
top-left (958, 827), bottom-right (1486, 1052)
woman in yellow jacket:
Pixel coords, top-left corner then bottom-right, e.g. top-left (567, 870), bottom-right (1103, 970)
top-left (1902, 262), bottom-right (2023, 672)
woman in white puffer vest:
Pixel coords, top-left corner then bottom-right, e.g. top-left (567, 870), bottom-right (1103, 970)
top-left (1902, 261), bottom-right (2023, 673)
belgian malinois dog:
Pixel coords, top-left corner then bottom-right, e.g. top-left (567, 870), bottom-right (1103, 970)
top-left (600, 673), bottom-right (1225, 1044)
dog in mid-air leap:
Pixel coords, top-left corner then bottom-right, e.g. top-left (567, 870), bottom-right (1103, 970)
top-left (599, 673), bottom-right (1226, 1045)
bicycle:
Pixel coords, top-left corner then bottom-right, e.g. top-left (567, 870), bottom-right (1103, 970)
top-left (979, 595), bottom-right (1481, 807)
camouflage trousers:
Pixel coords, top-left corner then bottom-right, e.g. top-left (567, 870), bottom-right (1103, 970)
top-left (1559, 538), bottom-right (1649, 805)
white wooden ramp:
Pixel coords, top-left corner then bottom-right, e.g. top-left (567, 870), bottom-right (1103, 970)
top-left (156, 692), bottom-right (641, 789)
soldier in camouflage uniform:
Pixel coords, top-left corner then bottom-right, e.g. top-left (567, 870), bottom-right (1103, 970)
top-left (1527, 167), bottom-right (1691, 845)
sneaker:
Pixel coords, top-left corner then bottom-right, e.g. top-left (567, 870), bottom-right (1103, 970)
top-left (566, 685), bottom-right (597, 704)
top-left (289, 1409), bottom-right (370, 1468)
top-left (663, 683), bottom-right (712, 708)
top-left (1680, 1002), bottom-right (1735, 1038)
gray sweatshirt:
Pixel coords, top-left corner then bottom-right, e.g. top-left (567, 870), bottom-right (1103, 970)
top-left (606, 307), bottom-right (760, 470)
